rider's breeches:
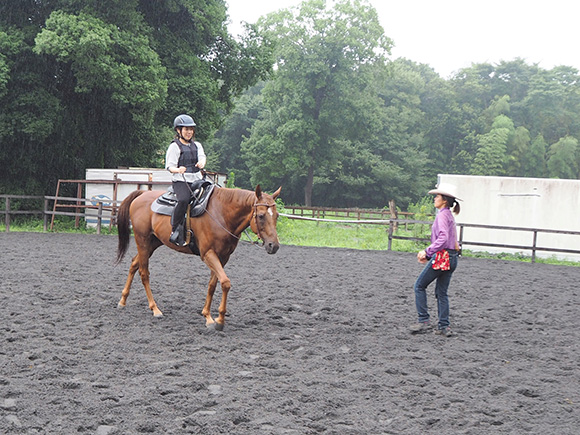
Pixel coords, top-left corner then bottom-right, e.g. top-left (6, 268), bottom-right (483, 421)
top-left (171, 181), bottom-right (190, 230)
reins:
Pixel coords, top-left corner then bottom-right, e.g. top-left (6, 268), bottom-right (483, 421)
top-left (202, 200), bottom-right (274, 247)
top-left (203, 206), bottom-right (262, 246)
top-left (182, 177), bottom-right (273, 247)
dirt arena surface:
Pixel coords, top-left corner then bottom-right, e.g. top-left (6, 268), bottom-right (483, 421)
top-left (1, 232), bottom-right (578, 434)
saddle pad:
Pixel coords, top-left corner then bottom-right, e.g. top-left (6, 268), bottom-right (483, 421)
top-left (151, 182), bottom-right (216, 216)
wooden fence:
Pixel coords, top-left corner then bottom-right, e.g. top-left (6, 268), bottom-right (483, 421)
top-left (1, 194), bottom-right (120, 235)
top-left (280, 213), bottom-right (580, 264)
top-left (284, 204), bottom-right (414, 220)
top-left (2, 195), bottom-right (580, 263)
top-left (1, 195), bottom-right (45, 232)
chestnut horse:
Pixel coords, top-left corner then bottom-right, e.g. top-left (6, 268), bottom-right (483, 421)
top-left (115, 185), bottom-right (281, 330)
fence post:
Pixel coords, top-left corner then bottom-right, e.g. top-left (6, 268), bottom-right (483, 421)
top-left (388, 220), bottom-right (393, 251)
top-left (96, 201), bottom-right (103, 235)
top-left (5, 196), bottom-right (10, 232)
top-left (75, 182), bottom-right (82, 229)
top-left (531, 230), bottom-right (538, 263)
top-left (388, 200), bottom-right (398, 231)
top-left (43, 198), bottom-right (49, 231)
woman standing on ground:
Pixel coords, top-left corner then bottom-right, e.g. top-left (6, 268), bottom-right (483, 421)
top-left (409, 183), bottom-right (462, 337)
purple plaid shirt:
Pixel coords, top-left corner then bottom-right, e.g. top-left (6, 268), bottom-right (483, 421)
top-left (425, 207), bottom-right (457, 258)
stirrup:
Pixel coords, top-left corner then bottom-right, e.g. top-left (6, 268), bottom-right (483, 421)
top-left (169, 228), bottom-right (186, 246)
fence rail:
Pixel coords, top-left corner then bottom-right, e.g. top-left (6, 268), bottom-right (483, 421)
top-left (280, 213), bottom-right (580, 263)
top-left (283, 205), bottom-right (414, 220)
top-left (1, 194), bottom-right (121, 235)
top-left (2, 195), bottom-right (580, 262)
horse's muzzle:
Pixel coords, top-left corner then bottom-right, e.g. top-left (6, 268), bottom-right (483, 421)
top-left (265, 241), bottom-right (279, 254)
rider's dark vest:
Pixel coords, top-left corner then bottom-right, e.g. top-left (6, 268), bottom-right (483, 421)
top-left (176, 140), bottom-right (199, 173)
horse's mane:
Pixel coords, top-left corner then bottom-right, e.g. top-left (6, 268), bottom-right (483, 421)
top-left (215, 187), bottom-right (255, 206)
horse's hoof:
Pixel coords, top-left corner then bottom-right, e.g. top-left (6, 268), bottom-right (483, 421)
top-left (153, 312), bottom-right (164, 318)
top-left (117, 303), bottom-right (125, 309)
top-left (205, 322), bottom-right (224, 331)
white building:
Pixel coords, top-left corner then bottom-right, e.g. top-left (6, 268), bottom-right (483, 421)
top-left (84, 168), bottom-right (227, 226)
top-left (436, 174), bottom-right (580, 261)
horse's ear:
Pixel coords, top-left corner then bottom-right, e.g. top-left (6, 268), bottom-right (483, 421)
top-left (255, 184), bottom-right (262, 199)
top-left (272, 186), bottom-right (282, 200)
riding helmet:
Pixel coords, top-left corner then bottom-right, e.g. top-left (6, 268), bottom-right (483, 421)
top-left (173, 114), bottom-right (196, 128)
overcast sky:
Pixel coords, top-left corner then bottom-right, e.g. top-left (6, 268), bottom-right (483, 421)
top-left (227, 0), bottom-right (580, 78)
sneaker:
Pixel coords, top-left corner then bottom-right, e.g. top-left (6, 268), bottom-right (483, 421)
top-left (409, 322), bottom-right (431, 334)
top-left (434, 327), bottom-right (453, 337)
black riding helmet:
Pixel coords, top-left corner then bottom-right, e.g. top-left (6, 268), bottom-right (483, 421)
top-left (173, 114), bottom-right (196, 129)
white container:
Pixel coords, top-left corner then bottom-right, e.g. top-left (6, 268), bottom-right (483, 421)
top-left (436, 174), bottom-right (580, 261)
top-left (84, 168), bottom-right (227, 226)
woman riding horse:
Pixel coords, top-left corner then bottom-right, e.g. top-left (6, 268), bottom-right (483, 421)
top-left (115, 184), bottom-right (281, 330)
top-left (165, 114), bottom-right (206, 246)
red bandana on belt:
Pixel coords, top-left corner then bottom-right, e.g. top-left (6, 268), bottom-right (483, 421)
top-left (432, 250), bottom-right (450, 271)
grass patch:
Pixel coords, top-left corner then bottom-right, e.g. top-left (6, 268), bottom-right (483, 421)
top-left (464, 249), bottom-right (580, 267)
top-left (276, 216), bottom-right (579, 266)
top-left (277, 216), bottom-right (428, 252)
top-left (0, 216), bottom-right (118, 235)
top-left (2, 215), bottom-right (579, 267)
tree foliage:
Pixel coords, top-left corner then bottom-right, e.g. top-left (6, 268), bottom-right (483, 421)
top-left (211, 5), bottom-right (580, 208)
top-left (0, 0), bottom-right (272, 194)
top-left (547, 136), bottom-right (579, 179)
top-left (3, 0), bottom-right (580, 209)
top-left (240, 0), bottom-right (392, 206)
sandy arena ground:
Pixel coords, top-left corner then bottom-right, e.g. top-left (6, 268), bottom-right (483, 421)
top-left (0, 232), bottom-right (578, 434)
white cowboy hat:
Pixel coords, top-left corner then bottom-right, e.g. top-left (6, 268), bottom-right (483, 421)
top-left (428, 183), bottom-right (463, 201)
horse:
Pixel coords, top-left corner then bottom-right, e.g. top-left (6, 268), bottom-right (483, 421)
top-left (115, 184), bottom-right (281, 330)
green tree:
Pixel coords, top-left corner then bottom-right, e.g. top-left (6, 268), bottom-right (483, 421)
top-left (367, 59), bottom-right (430, 207)
top-left (0, 0), bottom-right (272, 194)
top-left (522, 66), bottom-right (580, 143)
top-left (452, 62), bottom-right (496, 113)
top-left (507, 126), bottom-right (531, 176)
top-left (491, 58), bottom-right (538, 103)
top-left (471, 115), bottom-right (514, 175)
top-left (242, 0), bottom-right (392, 205)
top-left (210, 82), bottom-right (266, 188)
top-left (33, 9), bottom-right (168, 167)
top-left (415, 63), bottom-right (465, 179)
top-left (523, 134), bottom-right (547, 178)
top-left (547, 136), bottom-right (578, 179)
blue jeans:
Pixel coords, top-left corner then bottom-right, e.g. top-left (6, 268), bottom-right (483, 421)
top-left (413, 250), bottom-right (458, 329)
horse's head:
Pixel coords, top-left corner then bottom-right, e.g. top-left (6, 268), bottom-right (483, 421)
top-left (250, 185), bottom-right (282, 254)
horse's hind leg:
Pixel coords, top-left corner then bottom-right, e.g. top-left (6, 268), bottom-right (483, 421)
top-left (201, 271), bottom-right (220, 328)
top-left (137, 249), bottom-right (164, 317)
top-left (118, 255), bottom-right (140, 308)
top-left (118, 236), bottom-right (163, 317)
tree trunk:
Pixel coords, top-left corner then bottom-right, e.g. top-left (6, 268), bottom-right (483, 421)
top-left (304, 165), bottom-right (314, 206)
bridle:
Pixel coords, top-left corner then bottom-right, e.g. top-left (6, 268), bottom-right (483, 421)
top-left (252, 200), bottom-right (277, 243)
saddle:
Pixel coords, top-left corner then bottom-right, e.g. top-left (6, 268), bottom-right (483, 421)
top-left (151, 179), bottom-right (216, 217)
top-left (151, 180), bottom-right (216, 254)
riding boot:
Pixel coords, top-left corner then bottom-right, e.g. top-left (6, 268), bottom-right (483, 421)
top-left (170, 213), bottom-right (187, 246)
top-left (169, 226), bottom-right (182, 246)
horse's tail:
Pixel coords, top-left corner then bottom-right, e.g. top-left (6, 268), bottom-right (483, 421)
top-left (115, 190), bottom-right (145, 265)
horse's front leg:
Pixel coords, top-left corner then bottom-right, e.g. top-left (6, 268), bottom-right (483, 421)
top-left (118, 255), bottom-right (139, 308)
top-left (202, 251), bottom-right (231, 331)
